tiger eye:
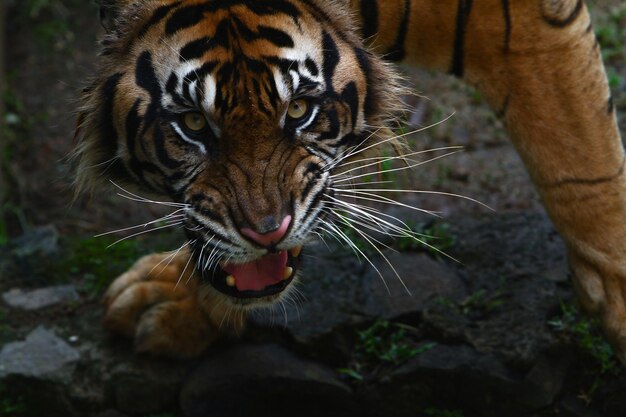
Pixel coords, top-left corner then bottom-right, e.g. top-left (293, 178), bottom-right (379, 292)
top-left (182, 112), bottom-right (207, 132)
top-left (287, 99), bottom-right (309, 120)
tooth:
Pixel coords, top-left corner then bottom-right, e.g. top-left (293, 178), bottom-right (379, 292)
top-left (290, 246), bottom-right (302, 258)
top-left (226, 275), bottom-right (236, 287)
top-left (283, 267), bottom-right (293, 280)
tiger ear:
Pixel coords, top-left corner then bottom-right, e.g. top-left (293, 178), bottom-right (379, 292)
top-left (97, 0), bottom-right (135, 32)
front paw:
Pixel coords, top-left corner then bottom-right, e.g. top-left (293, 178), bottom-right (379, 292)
top-left (569, 252), bottom-right (626, 364)
top-left (102, 252), bottom-right (222, 358)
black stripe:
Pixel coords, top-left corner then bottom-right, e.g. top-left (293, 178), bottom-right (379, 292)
top-left (451, 0), bottom-right (474, 77)
top-left (322, 31), bottom-right (340, 94)
top-left (337, 132), bottom-right (360, 148)
top-left (135, 51), bottom-right (163, 136)
top-left (359, 0), bottom-right (378, 40)
top-left (501, 0), bottom-right (511, 53)
top-left (385, 0), bottom-right (411, 61)
top-left (179, 19), bottom-right (230, 61)
top-left (153, 125), bottom-right (183, 169)
top-left (608, 95), bottom-right (614, 114)
top-left (549, 157), bottom-right (626, 187)
top-left (124, 98), bottom-right (162, 187)
top-left (166, 3), bottom-right (214, 35)
top-left (101, 72), bottom-right (124, 160)
top-left (340, 81), bottom-right (359, 129)
top-left (245, 0), bottom-right (301, 20)
top-left (137, 2), bottom-right (182, 38)
top-left (257, 25), bottom-right (294, 48)
top-left (354, 48), bottom-right (374, 118)
top-left (318, 108), bottom-right (340, 141)
top-left (542, 0), bottom-right (583, 28)
top-left (304, 58), bottom-right (319, 76)
top-left (102, 72), bottom-right (124, 145)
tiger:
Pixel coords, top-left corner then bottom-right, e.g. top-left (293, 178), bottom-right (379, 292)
top-left (73, 0), bottom-right (626, 361)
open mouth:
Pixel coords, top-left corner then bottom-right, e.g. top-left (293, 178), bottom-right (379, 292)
top-left (201, 246), bottom-right (302, 299)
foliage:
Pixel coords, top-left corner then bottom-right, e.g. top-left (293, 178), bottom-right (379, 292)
top-left (50, 236), bottom-right (140, 298)
top-left (595, 5), bottom-right (626, 63)
top-left (0, 384), bottom-right (25, 417)
top-left (423, 408), bottom-right (465, 417)
top-left (338, 320), bottom-right (435, 382)
top-left (336, 217), bottom-right (456, 260)
top-left (548, 302), bottom-right (620, 375)
top-left (394, 221), bottom-right (456, 258)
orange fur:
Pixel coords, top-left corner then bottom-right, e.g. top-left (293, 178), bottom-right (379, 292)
top-left (77, 0), bottom-right (626, 361)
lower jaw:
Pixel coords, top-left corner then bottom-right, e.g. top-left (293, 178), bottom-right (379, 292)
top-left (199, 250), bottom-right (302, 301)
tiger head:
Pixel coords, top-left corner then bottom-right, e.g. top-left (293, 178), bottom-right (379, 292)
top-left (74, 0), bottom-right (402, 306)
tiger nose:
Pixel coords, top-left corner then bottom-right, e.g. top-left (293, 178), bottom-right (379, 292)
top-left (241, 215), bottom-right (292, 247)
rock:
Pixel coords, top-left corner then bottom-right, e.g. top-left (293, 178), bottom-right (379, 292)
top-left (560, 396), bottom-right (604, 417)
top-left (357, 252), bottom-right (466, 319)
top-left (10, 225), bottom-right (59, 258)
top-left (0, 327), bottom-right (82, 417)
top-left (180, 344), bottom-right (353, 417)
top-left (106, 356), bottom-right (188, 416)
top-left (92, 411), bottom-right (131, 417)
top-left (380, 344), bottom-right (570, 417)
top-left (248, 246), bottom-right (466, 364)
top-left (0, 326), bottom-right (80, 378)
top-left (2, 285), bottom-right (79, 310)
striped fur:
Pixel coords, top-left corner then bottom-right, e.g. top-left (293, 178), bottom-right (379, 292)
top-left (75, 0), bottom-right (626, 361)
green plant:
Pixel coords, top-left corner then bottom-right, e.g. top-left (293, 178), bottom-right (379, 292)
top-left (424, 408), bottom-right (465, 417)
top-left (394, 221), bottom-right (456, 258)
top-left (338, 320), bottom-right (435, 381)
top-left (595, 5), bottom-right (626, 62)
top-left (548, 302), bottom-right (619, 375)
top-left (0, 384), bottom-right (25, 417)
top-left (50, 236), bottom-right (141, 298)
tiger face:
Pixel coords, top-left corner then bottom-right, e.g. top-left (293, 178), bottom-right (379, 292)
top-left (74, 0), bottom-right (400, 305)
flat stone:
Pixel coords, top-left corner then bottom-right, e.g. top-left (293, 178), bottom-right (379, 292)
top-left (0, 326), bottom-right (80, 378)
top-left (357, 252), bottom-right (467, 318)
top-left (107, 357), bottom-right (188, 416)
top-left (386, 344), bottom-right (570, 416)
top-left (180, 344), bottom-right (352, 417)
top-left (10, 225), bottom-right (59, 258)
top-left (2, 285), bottom-right (79, 310)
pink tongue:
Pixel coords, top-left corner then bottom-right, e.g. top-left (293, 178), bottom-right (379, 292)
top-left (222, 251), bottom-right (289, 292)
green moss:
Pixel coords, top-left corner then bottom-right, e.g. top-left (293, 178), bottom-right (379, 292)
top-left (423, 408), bottom-right (465, 417)
top-left (394, 221), bottom-right (456, 257)
top-left (338, 320), bottom-right (435, 382)
top-left (595, 6), bottom-right (626, 62)
top-left (0, 384), bottom-right (25, 417)
top-left (548, 302), bottom-right (620, 375)
top-left (50, 236), bottom-right (141, 298)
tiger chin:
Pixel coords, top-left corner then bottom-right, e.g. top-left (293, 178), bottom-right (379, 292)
top-left (74, 0), bottom-right (402, 357)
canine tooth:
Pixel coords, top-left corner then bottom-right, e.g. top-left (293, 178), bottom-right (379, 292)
top-left (283, 267), bottom-right (293, 280)
top-left (290, 246), bottom-right (302, 258)
top-left (226, 275), bottom-right (236, 287)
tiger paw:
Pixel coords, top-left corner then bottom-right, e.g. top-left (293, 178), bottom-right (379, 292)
top-left (102, 251), bottom-right (240, 358)
top-left (569, 252), bottom-right (626, 365)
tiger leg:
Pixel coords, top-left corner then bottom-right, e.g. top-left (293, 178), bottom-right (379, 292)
top-left (357, 0), bottom-right (626, 361)
top-left (102, 251), bottom-right (244, 358)
top-left (461, 1), bottom-right (626, 363)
